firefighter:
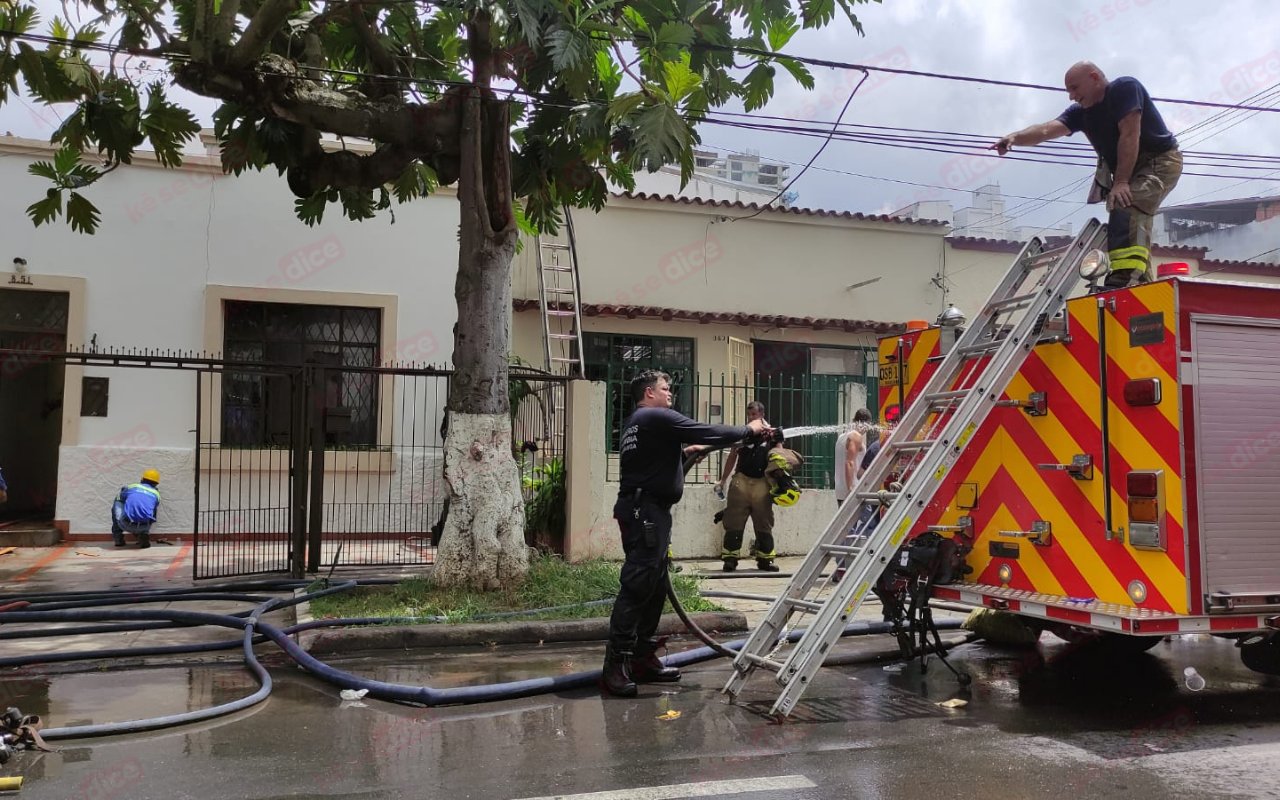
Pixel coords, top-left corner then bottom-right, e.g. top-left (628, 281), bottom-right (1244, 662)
top-left (111, 469), bottom-right (161, 548)
top-left (716, 401), bottom-right (783, 572)
top-left (602, 370), bottom-right (769, 697)
top-left (993, 62), bottom-right (1182, 289)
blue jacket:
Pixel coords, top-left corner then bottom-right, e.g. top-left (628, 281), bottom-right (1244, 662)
top-left (120, 483), bottom-right (161, 523)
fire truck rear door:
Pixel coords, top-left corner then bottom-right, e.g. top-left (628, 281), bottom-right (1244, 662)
top-left (1193, 320), bottom-right (1280, 599)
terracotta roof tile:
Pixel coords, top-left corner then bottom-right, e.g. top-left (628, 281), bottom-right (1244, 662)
top-left (612, 191), bottom-right (948, 228)
top-left (513, 299), bottom-right (901, 334)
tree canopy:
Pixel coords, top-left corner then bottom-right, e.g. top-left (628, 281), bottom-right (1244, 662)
top-left (1, 0), bottom-right (870, 235)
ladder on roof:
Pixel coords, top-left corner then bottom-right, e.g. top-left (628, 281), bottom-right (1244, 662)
top-left (722, 217), bottom-right (1109, 718)
top-left (535, 208), bottom-right (586, 379)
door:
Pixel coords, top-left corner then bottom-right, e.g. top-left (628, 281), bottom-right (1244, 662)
top-left (0, 289), bottom-right (68, 522)
top-left (1194, 321), bottom-right (1280, 597)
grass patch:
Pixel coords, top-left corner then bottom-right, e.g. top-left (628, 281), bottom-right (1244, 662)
top-left (307, 555), bottom-right (723, 624)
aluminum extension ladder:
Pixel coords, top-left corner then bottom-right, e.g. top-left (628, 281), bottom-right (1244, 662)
top-left (535, 208), bottom-right (586, 378)
top-left (723, 217), bottom-right (1110, 717)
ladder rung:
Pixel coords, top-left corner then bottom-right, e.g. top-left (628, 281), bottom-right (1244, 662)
top-left (784, 597), bottom-right (825, 612)
top-left (987, 291), bottom-right (1039, 312)
top-left (541, 242), bottom-right (571, 251)
top-left (958, 339), bottom-right (1003, 357)
top-left (544, 287), bottom-right (576, 294)
top-left (545, 310), bottom-right (576, 316)
top-left (548, 333), bottom-right (578, 340)
top-left (741, 653), bottom-right (786, 672)
top-left (890, 439), bottom-right (936, 452)
top-left (1022, 245), bottom-right (1071, 269)
top-left (853, 491), bottom-right (897, 502)
top-left (819, 543), bottom-right (865, 556)
top-left (923, 389), bottom-right (970, 405)
top-left (542, 266), bottom-right (574, 273)
top-left (550, 357), bottom-right (579, 363)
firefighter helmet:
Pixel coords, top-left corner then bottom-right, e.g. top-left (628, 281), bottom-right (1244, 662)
top-left (771, 487), bottom-right (800, 507)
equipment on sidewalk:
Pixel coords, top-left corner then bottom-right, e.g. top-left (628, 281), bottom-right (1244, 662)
top-left (724, 219), bottom-right (1110, 718)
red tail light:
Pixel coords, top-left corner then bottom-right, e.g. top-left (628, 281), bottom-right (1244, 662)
top-left (1124, 378), bottom-right (1161, 406)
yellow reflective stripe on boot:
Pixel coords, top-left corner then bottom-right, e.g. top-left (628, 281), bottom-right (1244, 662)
top-left (720, 549), bottom-right (741, 559)
top-left (1107, 245), bottom-right (1150, 273)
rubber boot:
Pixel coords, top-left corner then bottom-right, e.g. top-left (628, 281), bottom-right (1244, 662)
top-left (721, 558), bottom-right (738, 573)
top-left (600, 646), bottom-right (637, 697)
top-left (755, 559), bottom-right (780, 572)
top-left (633, 640), bottom-right (681, 683)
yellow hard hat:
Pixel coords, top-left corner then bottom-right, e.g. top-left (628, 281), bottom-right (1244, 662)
top-left (142, 469), bottom-right (161, 484)
top-left (771, 487), bottom-right (800, 507)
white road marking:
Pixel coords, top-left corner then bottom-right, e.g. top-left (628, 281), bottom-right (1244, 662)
top-left (512, 775), bottom-right (817, 800)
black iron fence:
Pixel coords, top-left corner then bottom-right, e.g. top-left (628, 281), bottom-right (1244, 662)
top-left (602, 371), bottom-right (877, 489)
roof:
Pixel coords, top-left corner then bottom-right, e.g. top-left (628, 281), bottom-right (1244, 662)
top-left (1198, 258), bottom-right (1280, 276)
top-left (611, 191), bottom-right (948, 228)
top-left (947, 235), bottom-right (1209, 258)
top-left (513, 299), bottom-right (901, 334)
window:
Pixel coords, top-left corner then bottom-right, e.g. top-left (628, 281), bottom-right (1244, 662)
top-left (583, 333), bottom-right (695, 450)
top-left (222, 301), bottom-right (381, 447)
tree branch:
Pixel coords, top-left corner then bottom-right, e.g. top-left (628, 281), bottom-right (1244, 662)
top-left (191, 0), bottom-right (212, 61)
top-left (213, 0), bottom-right (244, 50)
top-left (459, 88), bottom-right (489, 236)
top-left (227, 0), bottom-right (295, 69)
top-left (348, 3), bottom-right (403, 99)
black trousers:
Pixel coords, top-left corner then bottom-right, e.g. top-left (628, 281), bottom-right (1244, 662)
top-left (607, 497), bottom-right (672, 654)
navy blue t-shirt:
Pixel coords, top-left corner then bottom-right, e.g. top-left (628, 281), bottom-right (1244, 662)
top-left (618, 407), bottom-right (748, 504)
top-left (1057, 76), bottom-right (1177, 172)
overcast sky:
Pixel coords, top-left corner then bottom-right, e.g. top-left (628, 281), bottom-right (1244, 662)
top-left (3, 0), bottom-right (1278, 243)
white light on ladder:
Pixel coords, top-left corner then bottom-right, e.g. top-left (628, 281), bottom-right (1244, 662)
top-left (1079, 249), bottom-right (1110, 280)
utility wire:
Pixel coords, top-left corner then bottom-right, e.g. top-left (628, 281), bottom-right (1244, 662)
top-left (730, 68), bottom-right (870, 221)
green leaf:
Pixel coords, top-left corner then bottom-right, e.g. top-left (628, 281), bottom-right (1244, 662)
top-left (546, 26), bottom-right (593, 72)
top-left (65, 191), bottom-right (100, 234)
top-left (295, 193), bottom-right (328, 227)
top-left (141, 85), bottom-right (201, 168)
top-left (799, 0), bottom-right (838, 27)
top-left (742, 63), bottom-right (776, 112)
top-left (26, 161), bottom-right (59, 182)
top-left (26, 188), bottom-right (62, 228)
top-left (606, 91), bottom-right (646, 123)
top-left (49, 16), bottom-right (71, 43)
top-left (663, 55), bottom-right (701, 103)
top-left (52, 145), bottom-right (80, 175)
top-left (15, 43), bottom-right (47, 96)
top-left (655, 21), bottom-right (695, 49)
top-left (632, 101), bottom-right (692, 170)
top-left (60, 53), bottom-right (97, 89)
top-left (768, 14), bottom-right (801, 51)
top-left (778, 58), bottom-right (815, 90)
top-left (595, 49), bottom-right (622, 96)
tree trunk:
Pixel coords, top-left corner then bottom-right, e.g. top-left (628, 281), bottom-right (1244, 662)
top-left (433, 64), bottom-right (529, 589)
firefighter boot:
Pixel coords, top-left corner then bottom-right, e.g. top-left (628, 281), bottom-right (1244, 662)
top-left (633, 639), bottom-right (681, 683)
top-left (722, 557), bottom-right (738, 572)
top-left (756, 559), bottom-right (780, 572)
top-left (600, 646), bottom-right (638, 697)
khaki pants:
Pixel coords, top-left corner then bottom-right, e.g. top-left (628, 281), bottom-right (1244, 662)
top-left (721, 473), bottom-right (775, 561)
top-left (1089, 149), bottom-right (1183, 287)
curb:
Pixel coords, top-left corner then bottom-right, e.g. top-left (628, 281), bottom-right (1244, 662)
top-left (299, 611), bottom-right (750, 656)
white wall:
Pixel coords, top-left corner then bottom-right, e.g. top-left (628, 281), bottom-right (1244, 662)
top-left (0, 137), bottom-right (461, 532)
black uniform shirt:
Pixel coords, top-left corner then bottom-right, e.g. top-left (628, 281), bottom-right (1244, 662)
top-left (618, 407), bottom-right (748, 505)
top-left (734, 437), bottom-right (773, 478)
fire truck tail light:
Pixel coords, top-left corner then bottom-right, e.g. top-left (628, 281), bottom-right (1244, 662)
top-left (1127, 472), bottom-right (1159, 497)
top-left (1128, 497), bottom-right (1160, 523)
top-left (1124, 378), bottom-right (1161, 406)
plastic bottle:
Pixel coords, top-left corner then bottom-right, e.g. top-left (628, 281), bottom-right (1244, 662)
top-left (1183, 666), bottom-right (1206, 692)
top-left (713, 484), bottom-right (726, 502)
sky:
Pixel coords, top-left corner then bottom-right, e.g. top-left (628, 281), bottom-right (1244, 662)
top-left (2, 0), bottom-right (1279, 245)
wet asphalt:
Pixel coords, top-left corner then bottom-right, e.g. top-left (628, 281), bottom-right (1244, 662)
top-left (3, 631), bottom-right (1280, 800)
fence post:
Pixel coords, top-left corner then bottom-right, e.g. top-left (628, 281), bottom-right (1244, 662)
top-left (305, 362), bottom-right (327, 573)
top-left (289, 368), bottom-right (310, 579)
top-left (563, 379), bottom-right (607, 561)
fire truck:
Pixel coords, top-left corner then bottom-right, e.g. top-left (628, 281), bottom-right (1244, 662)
top-left (878, 258), bottom-right (1280, 674)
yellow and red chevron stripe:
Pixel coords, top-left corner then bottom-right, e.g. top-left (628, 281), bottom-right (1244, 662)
top-left (896, 282), bottom-right (1189, 614)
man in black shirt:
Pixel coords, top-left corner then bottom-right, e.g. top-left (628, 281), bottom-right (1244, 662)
top-left (602, 369), bottom-right (769, 697)
top-left (994, 62), bottom-right (1183, 289)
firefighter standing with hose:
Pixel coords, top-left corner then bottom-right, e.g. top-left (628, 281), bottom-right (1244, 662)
top-left (602, 370), bottom-right (770, 698)
top-left (993, 61), bottom-right (1182, 288)
top-left (715, 401), bottom-right (785, 573)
